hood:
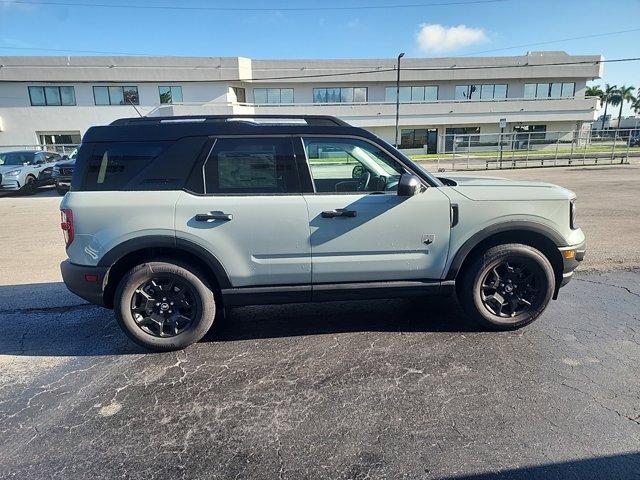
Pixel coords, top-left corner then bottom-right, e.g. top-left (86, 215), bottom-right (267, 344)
top-left (0, 165), bottom-right (27, 174)
top-left (55, 159), bottom-right (76, 167)
top-left (438, 174), bottom-right (575, 201)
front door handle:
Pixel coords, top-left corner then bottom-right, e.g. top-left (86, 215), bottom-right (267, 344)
top-left (195, 212), bottom-right (233, 222)
top-left (321, 209), bottom-right (357, 218)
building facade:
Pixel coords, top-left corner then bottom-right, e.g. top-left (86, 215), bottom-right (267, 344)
top-left (0, 51), bottom-right (602, 153)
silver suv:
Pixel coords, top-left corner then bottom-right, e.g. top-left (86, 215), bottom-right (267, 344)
top-left (60, 115), bottom-right (585, 351)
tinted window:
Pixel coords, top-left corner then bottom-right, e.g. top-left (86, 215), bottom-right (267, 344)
top-left (83, 142), bottom-right (166, 190)
top-left (203, 137), bottom-right (299, 194)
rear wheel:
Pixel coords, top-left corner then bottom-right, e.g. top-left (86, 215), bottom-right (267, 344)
top-left (114, 261), bottom-right (216, 351)
top-left (458, 243), bottom-right (554, 330)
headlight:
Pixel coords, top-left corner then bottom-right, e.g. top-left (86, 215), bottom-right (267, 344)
top-left (570, 198), bottom-right (578, 229)
top-left (4, 169), bottom-right (21, 176)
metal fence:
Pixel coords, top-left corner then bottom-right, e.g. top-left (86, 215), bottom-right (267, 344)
top-left (424, 128), bottom-right (639, 171)
top-left (0, 144), bottom-right (79, 156)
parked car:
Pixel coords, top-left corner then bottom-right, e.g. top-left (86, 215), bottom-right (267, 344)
top-left (52, 148), bottom-right (78, 195)
top-left (630, 133), bottom-right (640, 147)
top-left (0, 150), bottom-right (62, 194)
top-left (60, 115), bottom-right (585, 351)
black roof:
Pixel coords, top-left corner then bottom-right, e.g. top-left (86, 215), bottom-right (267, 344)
top-left (83, 115), bottom-right (375, 143)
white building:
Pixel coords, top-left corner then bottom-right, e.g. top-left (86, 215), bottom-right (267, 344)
top-left (0, 51), bottom-right (602, 153)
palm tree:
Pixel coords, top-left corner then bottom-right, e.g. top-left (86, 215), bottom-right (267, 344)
top-left (614, 85), bottom-right (636, 126)
top-left (600, 84), bottom-right (617, 130)
top-left (586, 84), bottom-right (604, 101)
top-left (633, 96), bottom-right (640, 115)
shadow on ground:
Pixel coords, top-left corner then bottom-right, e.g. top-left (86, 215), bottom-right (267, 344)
top-left (0, 281), bottom-right (479, 357)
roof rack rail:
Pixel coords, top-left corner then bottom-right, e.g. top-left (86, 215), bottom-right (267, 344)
top-left (110, 114), bottom-right (349, 127)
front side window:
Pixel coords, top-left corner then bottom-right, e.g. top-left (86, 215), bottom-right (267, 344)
top-left (83, 142), bottom-right (166, 190)
top-left (313, 87), bottom-right (368, 103)
top-left (93, 86), bottom-right (139, 105)
top-left (159, 86), bottom-right (183, 104)
top-left (204, 137), bottom-right (299, 194)
top-left (303, 137), bottom-right (405, 194)
top-left (28, 86), bottom-right (76, 106)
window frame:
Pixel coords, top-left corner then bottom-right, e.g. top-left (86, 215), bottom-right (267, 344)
top-left (312, 87), bottom-right (368, 104)
top-left (199, 135), bottom-right (302, 196)
top-left (28, 85), bottom-right (76, 106)
top-left (93, 85), bottom-right (140, 105)
top-left (253, 88), bottom-right (294, 104)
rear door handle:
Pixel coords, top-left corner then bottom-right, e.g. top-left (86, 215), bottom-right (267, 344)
top-left (195, 212), bottom-right (233, 222)
top-left (321, 209), bottom-right (357, 218)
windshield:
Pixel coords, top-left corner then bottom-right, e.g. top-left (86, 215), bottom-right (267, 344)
top-left (0, 152), bottom-right (34, 166)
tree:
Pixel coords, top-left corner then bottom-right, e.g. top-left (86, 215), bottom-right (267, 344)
top-left (614, 85), bottom-right (635, 126)
top-left (633, 96), bottom-right (640, 115)
top-left (586, 84), bottom-right (604, 103)
top-left (600, 84), bottom-right (617, 130)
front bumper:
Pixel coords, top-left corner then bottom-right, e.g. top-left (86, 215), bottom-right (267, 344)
top-left (0, 179), bottom-right (21, 191)
top-left (558, 241), bottom-right (586, 287)
top-left (60, 260), bottom-right (108, 307)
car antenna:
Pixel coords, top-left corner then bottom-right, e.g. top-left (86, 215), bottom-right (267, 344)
top-left (127, 98), bottom-right (144, 117)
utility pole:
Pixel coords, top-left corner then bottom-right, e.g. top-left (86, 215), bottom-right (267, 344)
top-left (394, 52), bottom-right (405, 148)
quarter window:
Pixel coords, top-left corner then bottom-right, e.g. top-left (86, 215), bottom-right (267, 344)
top-left (303, 137), bottom-right (405, 194)
top-left (204, 137), bottom-right (299, 194)
top-left (93, 86), bottom-right (139, 105)
top-left (313, 87), bottom-right (368, 103)
top-left (253, 88), bottom-right (294, 104)
top-left (159, 86), bottom-right (183, 104)
top-left (28, 86), bottom-right (76, 106)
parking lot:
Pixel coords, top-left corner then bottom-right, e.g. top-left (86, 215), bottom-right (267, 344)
top-left (1, 163), bottom-right (639, 479)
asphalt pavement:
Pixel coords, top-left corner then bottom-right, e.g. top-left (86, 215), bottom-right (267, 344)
top-left (0, 165), bottom-right (639, 479)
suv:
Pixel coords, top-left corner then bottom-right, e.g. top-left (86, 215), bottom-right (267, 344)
top-left (52, 148), bottom-right (78, 195)
top-left (0, 150), bottom-right (62, 194)
top-left (60, 115), bottom-right (585, 351)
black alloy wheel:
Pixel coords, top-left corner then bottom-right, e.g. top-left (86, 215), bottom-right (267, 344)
top-left (480, 259), bottom-right (542, 318)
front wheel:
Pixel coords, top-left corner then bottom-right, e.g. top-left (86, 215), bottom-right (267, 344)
top-left (22, 175), bottom-right (37, 195)
top-left (114, 261), bottom-right (217, 351)
top-left (458, 243), bottom-right (555, 330)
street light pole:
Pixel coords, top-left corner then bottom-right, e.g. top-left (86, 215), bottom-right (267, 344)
top-left (394, 52), bottom-right (405, 148)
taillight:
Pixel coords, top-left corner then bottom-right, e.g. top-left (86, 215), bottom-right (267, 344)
top-left (60, 208), bottom-right (74, 248)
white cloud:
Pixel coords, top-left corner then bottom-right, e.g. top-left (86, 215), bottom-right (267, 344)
top-left (416, 24), bottom-right (488, 53)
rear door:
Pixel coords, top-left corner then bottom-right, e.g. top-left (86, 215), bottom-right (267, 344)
top-left (299, 136), bottom-right (451, 284)
top-left (174, 136), bottom-right (311, 288)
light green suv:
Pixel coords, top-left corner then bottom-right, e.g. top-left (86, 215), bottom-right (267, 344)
top-left (60, 115), bottom-right (585, 351)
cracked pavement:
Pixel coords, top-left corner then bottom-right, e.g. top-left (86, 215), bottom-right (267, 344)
top-left (1, 165), bottom-right (640, 479)
top-left (0, 271), bottom-right (639, 479)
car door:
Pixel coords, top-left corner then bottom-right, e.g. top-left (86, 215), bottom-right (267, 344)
top-left (299, 136), bottom-right (451, 284)
top-left (174, 136), bottom-right (311, 290)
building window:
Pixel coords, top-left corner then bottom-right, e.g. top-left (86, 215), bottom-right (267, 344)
top-left (232, 87), bottom-right (246, 103)
top-left (28, 86), bottom-right (76, 106)
top-left (400, 128), bottom-right (438, 151)
top-left (445, 127), bottom-right (481, 151)
top-left (93, 86), bottom-right (139, 105)
top-left (253, 88), bottom-right (294, 104)
top-left (455, 85), bottom-right (480, 100)
top-left (524, 83), bottom-right (575, 99)
top-left (313, 87), bottom-right (367, 103)
top-left (514, 125), bottom-right (547, 140)
top-left (478, 84), bottom-right (508, 100)
top-left (385, 86), bottom-right (438, 102)
top-left (159, 86), bottom-right (183, 104)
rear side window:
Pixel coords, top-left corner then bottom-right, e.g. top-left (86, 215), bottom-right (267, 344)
top-left (203, 137), bottom-right (299, 194)
top-left (83, 142), bottom-right (166, 190)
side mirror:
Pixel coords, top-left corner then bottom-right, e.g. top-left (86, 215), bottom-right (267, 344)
top-left (397, 173), bottom-right (422, 196)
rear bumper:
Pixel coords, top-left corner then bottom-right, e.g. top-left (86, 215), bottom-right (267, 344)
top-left (559, 241), bottom-right (586, 288)
top-left (60, 260), bottom-right (108, 307)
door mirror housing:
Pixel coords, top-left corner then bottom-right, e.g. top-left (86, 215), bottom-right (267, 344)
top-left (397, 173), bottom-right (422, 196)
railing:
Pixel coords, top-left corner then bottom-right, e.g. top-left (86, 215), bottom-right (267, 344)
top-left (413, 128), bottom-right (639, 171)
top-left (0, 144), bottom-right (79, 156)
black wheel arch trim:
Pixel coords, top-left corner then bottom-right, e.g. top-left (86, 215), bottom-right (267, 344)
top-left (97, 235), bottom-right (232, 289)
top-left (445, 221), bottom-right (567, 281)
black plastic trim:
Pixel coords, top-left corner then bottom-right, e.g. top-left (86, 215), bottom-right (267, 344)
top-left (445, 221), bottom-right (568, 281)
top-left (60, 260), bottom-right (108, 307)
top-left (97, 235), bottom-right (232, 289)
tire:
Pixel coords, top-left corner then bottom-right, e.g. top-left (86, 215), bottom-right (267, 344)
top-left (114, 261), bottom-right (217, 351)
top-left (22, 175), bottom-right (37, 195)
top-left (458, 243), bottom-right (555, 330)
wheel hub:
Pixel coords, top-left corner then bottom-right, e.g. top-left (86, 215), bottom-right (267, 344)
top-left (480, 259), bottom-right (540, 318)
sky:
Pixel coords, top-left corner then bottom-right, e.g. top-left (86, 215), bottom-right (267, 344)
top-left (0, 0), bottom-right (638, 114)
